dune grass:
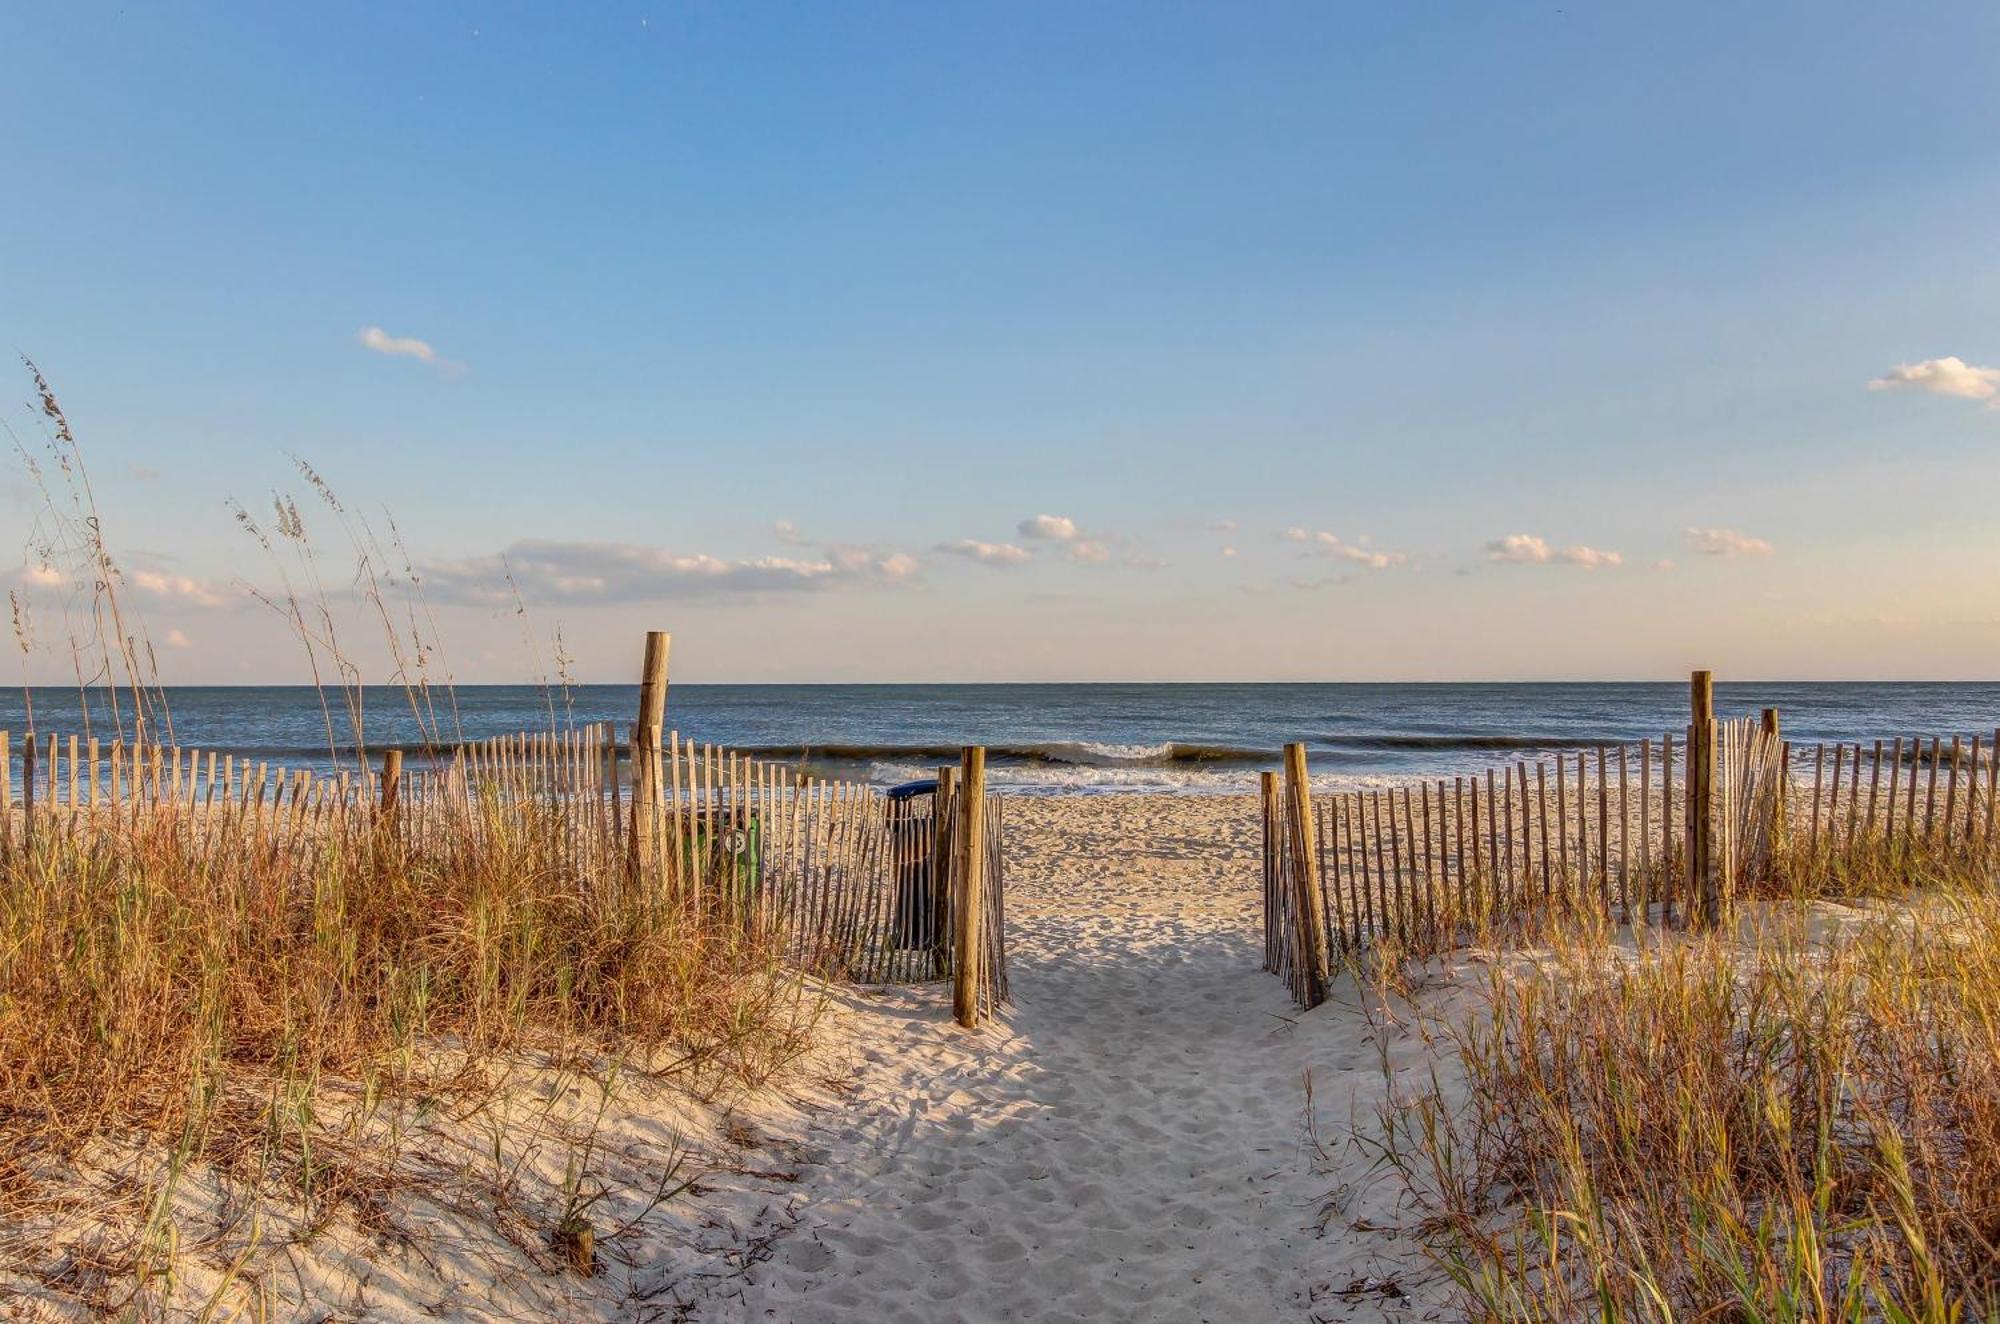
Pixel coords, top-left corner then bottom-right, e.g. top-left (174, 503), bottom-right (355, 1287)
top-left (1, 362), bottom-right (824, 1314)
top-left (1367, 836), bottom-right (2000, 1321)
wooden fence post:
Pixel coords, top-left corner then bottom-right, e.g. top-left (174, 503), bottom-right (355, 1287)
top-left (1260, 770), bottom-right (1280, 974)
top-left (1283, 743), bottom-right (1330, 1007)
top-left (1690, 670), bottom-right (1720, 929)
top-left (952, 747), bottom-right (987, 1028)
top-left (21, 731), bottom-right (36, 845)
top-left (379, 748), bottom-right (403, 818)
top-left (631, 631), bottom-right (671, 887)
top-left (931, 765), bottom-right (957, 979)
top-left (1761, 707), bottom-right (1785, 854)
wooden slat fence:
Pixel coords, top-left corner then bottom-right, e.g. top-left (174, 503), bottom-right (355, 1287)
top-left (1, 718), bottom-right (1007, 1012)
top-left (1263, 709), bottom-right (1998, 1009)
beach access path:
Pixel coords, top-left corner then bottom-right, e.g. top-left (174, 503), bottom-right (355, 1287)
top-left (711, 793), bottom-right (1449, 1323)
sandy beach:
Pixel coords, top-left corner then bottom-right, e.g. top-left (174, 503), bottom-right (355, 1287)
top-left (0, 791), bottom-right (1453, 1323)
top-left (708, 793), bottom-right (1449, 1323)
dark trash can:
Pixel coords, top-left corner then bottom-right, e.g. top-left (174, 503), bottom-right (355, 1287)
top-left (886, 780), bottom-right (942, 952)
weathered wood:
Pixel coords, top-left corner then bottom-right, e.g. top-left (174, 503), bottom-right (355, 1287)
top-left (1987, 728), bottom-right (2000, 856)
top-left (1354, 793), bottom-right (1376, 941)
top-left (1513, 761), bottom-right (1531, 904)
top-left (1454, 776), bottom-right (1469, 926)
top-left (380, 748), bottom-right (403, 817)
top-left (1594, 749), bottom-right (1610, 913)
top-left (1537, 762), bottom-right (1552, 902)
top-left (1924, 737), bottom-right (1942, 844)
top-left (1576, 756), bottom-right (1592, 912)
top-left (1281, 744), bottom-right (1330, 1000)
top-left (1638, 737), bottom-right (1653, 916)
top-left (1865, 740), bottom-right (1883, 843)
top-left (631, 631), bottom-right (672, 883)
top-left (1905, 734), bottom-right (1921, 842)
top-left (1261, 771), bottom-right (1281, 973)
top-left (21, 732), bottom-right (36, 841)
top-left (1887, 736), bottom-right (1905, 845)
top-left (952, 747), bottom-right (988, 1027)
top-left (1395, 785), bottom-right (1417, 946)
top-left (1810, 743), bottom-right (1826, 849)
top-left (1341, 794), bottom-right (1364, 949)
top-left (1829, 743), bottom-right (1846, 850)
top-left (1689, 671), bottom-right (1720, 929)
top-left (1371, 790), bottom-right (1392, 943)
top-left (1944, 736), bottom-right (1963, 848)
top-left (1552, 756), bottom-right (1568, 892)
top-left (1965, 735), bottom-right (1983, 857)
top-left (1843, 743), bottom-right (1862, 848)
top-left (1616, 745), bottom-right (1630, 922)
top-left (1482, 769), bottom-right (1498, 912)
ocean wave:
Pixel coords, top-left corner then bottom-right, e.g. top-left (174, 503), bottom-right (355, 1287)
top-left (1318, 733), bottom-right (1619, 752)
top-left (866, 760), bottom-right (1407, 797)
top-left (740, 740), bottom-right (1274, 769)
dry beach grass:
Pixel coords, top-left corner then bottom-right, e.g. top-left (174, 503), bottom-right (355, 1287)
top-left (1365, 841), bottom-right (2000, 1320)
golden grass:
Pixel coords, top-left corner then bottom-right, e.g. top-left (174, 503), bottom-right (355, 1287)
top-left (1368, 838), bottom-right (2000, 1321)
top-left (1, 362), bottom-right (826, 1314)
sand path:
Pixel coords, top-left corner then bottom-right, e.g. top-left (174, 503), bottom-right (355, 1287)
top-left (720, 795), bottom-right (1437, 1323)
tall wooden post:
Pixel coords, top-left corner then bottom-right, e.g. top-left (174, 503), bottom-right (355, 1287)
top-left (1690, 671), bottom-right (1719, 929)
top-left (631, 631), bottom-right (671, 886)
top-left (379, 748), bottom-right (403, 816)
top-left (1283, 743), bottom-right (1331, 1007)
top-left (952, 747), bottom-right (987, 1028)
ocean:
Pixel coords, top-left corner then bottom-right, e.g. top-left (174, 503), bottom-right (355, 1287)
top-left (5, 681), bottom-right (1998, 794)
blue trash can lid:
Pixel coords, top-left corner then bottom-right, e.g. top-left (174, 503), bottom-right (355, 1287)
top-left (885, 779), bottom-right (938, 801)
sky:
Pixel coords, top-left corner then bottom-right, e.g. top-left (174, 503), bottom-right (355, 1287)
top-left (4, 2), bottom-right (1999, 684)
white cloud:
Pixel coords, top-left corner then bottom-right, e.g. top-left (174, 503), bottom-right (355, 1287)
top-left (1653, 558), bottom-right (1677, 572)
top-left (1684, 527), bottom-right (1773, 558)
top-left (1285, 527), bottom-right (1407, 570)
top-left (18, 563), bottom-right (236, 607)
top-left (1018, 514), bottom-right (1080, 542)
top-left (1066, 540), bottom-right (1111, 564)
top-left (417, 538), bottom-right (918, 606)
top-left (1486, 534), bottom-right (1621, 568)
top-left (1487, 534), bottom-right (1552, 563)
top-left (936, 539), bottom-right (1032, 567)
top-left (129, 569), bottom-right (234, 606)
top-left (1867, 356), bottom-right (2000, 402)
top-left (1338, 544), bottom-right (1406, 570)
top-left (1558, 545), bottom-right (1622, 570)
top-left (358, 326), bottom-right (442, 363)
top-left (1221, 546), bottom-right (1239, 559)
top-left (164, 628), bottom-right (191, 649)
top-left (875, 552), bottom-right (920, 582)
top-left (1211, 518), bottom-right (1239, 533)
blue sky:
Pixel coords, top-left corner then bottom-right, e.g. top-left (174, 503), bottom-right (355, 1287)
top-left (5, 2), bottom-right (1999, 682)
